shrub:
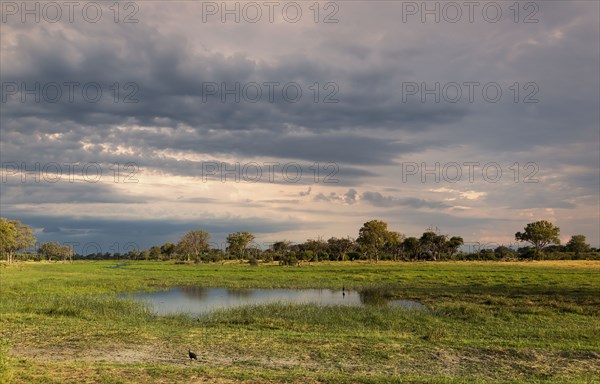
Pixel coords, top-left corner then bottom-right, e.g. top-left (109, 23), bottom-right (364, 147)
top-left (453, 252), bottom-right (496, 261)
top-left (204, 253), bottom-right (224, 263)
top-left (279, 254), bottom-right (298, 266)
top-left (299, 250), bottom-right (314, 261)
top-left (494, 246), bottom-right (516, 259)
top-left (518, 247), bottom-right (537, 260)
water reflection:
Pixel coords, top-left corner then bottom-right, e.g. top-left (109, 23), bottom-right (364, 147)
top-left (181, 286), bottom-right (208, 300)
top-left (121, 287), bottom-right (425, 317)
top-left (359, 288), bottom-right (391, 306)
top-left (226, 288), bottom-right (253, 299)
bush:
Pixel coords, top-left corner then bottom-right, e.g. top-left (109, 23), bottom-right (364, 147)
top-left (453, 252), bottom-right (496, 261)
top-left (494, 246), bottom-right (516, 259)
top-left (279, 254), bottom-right (298, 266)
top-left (518, 247), bottom-right (537, 260)
top-left (541, 252), bottom-right (600, 261)
top-left (299, 250), bottom-right (314, 261)
top-left (204, 253), bottom-right (224, 263)
top-left (248, 257), bottom-right (259, 266)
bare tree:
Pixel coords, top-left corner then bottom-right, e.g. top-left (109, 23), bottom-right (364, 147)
top-left (177, 230), bottom-right (211, 262)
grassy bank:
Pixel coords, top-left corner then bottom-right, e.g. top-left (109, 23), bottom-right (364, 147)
top-left (1, 261), bottom-right (599, 383)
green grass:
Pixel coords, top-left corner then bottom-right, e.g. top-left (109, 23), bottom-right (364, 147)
top-left (1, 260), bottom-right (599, 383)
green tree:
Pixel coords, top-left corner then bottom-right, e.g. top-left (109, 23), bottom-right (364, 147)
top-left (494, 246), bottom-right (516, 259)
top-left (446, 236), bottom-right (464, 257)
top-left (148, 246), bottom-right (162, 260)
top-left (419, 231), bottom-right (447, 261)
top-left (177, 230), bottom-right (211, 262)
top-left (402, 237), bottom-right (420, 260)
top-left (298, 250), bottom-right (314, 261)
top-left (300, 238), bottom-right (328, 261)
top-left (0, 219), bottom-right (36, 264)
top-left (125, 248), bottom-right (142, 260)
top-left (139, 249), bottom-right (150, 260)
top-left (566, 235), bottom-right (590, 255)
top-left (357, 220), bottom-right (393, 263)
top-left (327, 237), bottom-right (355, 261)
top-left (245, 246), bottom-right (262, 260)
top-left (302, 238), bottom-right (328, 253)
top-left (65, 244), bottom-right (74, 262)
top-left (0, 218), bottom-right (17, 262)
top-left (38, 242), bottom-right (71, 262)
top-left (160, 242), bottom-right (176, 259)
top-left (384, 231), bottom-right (405, 261)
top-left (271, 241), bottom-right (291, 253)
top-left (515, 220), bottom-right (560, 257)
top-left (226, 231), bottom-right (256, 260)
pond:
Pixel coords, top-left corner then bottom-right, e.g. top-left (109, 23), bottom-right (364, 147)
top-left (121, 287), bottom-right (425, 317)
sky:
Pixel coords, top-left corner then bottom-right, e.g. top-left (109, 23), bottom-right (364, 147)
top-left (1, 0), bottom-right (599, 254)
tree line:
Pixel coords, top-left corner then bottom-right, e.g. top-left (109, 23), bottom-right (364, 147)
top-left (1, 217), bottom-right (597, 264)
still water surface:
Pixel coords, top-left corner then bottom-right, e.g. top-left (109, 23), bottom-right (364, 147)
top-left (123, 287), bottom-right (425, 317)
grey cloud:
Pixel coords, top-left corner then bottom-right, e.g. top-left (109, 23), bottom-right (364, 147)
top-left (361, 191), bottom-right (450, 209)
top-left (1, 1), bottom-right (598, 246)
top-left (314, 189), bottom-right (358, 205)
top-left (344, 189), bottom-right (359, 205)
top-left (0, 178), bottom-right (144, 205)
top-left (2, 211), bottom-right (309, 251)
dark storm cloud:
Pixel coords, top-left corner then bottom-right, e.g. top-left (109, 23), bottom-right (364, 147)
top-left (1, 21), bottom-right (468, 133)
top-left (0, 154), bottom-right (377, 192)
top-left (109, 129), bottom-right (411, 165)
top-left (1, 16), bottom-right (471, 176)
top-left (0, 179), bottom-right (144, 205)
top-left (6, 6), bottom-right (595, 172)
top-left (1, 0), bottom-right (598, 246)
top-left (1, 210), bottom-right (308, 251)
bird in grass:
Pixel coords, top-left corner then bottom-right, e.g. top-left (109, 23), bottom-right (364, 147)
top-left (188, 349), bottom-right (198, 361)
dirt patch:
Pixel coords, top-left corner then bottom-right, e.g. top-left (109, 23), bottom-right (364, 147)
top-left (11, 343), bottom-right (319, 370)
top-left (11, 342), bottom-right (600, 382)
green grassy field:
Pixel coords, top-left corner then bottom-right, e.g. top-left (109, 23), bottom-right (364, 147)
top-left (1, 260), bottom-right (599, 383)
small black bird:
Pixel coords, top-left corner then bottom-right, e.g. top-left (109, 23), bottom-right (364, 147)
top-left (188, 349), bottom-right (198, 360)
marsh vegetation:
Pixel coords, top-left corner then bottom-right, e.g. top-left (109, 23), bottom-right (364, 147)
top-left (1, 261), bottom-right (599, 383)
